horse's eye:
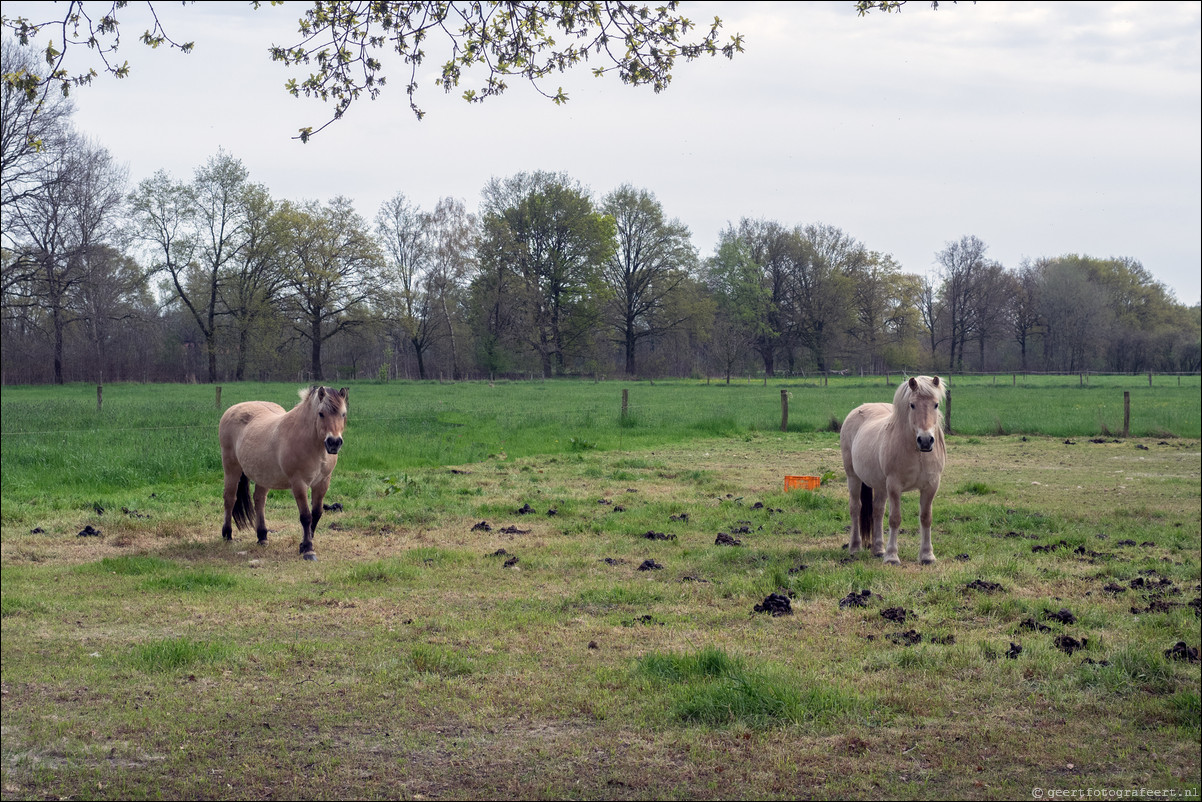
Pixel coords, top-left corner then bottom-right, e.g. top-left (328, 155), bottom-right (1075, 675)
top-left (319, 412), bottom-right (325, 418)
top-left (910, 403), bottom-right (914, 409)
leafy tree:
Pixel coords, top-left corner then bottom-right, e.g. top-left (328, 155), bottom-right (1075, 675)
top-left (476, 171), bottom-right (614, 378)
top-left (846, 251), bottom-right (920, 373)
top-left (785, 223), bottom-right (861, 373)
top-left (719, 220), bottom-right (791, 377)
top-left (600, 184), bottom-right (697, 377)
top-left (704, 235), bottom-right (767, 383)
top-left (279, 196), bottom-right (385, 380)
top-left (2, 2), bottom-right (743, 141)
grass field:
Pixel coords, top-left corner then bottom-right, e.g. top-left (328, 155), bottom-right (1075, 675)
top-left (1, 378), bottom-right (1199, 799)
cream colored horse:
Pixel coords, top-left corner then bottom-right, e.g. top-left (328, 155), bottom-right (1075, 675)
top-left (219, 386), bottom-right (348, 561)
top-left (840, 376), bottom-right (946, 565)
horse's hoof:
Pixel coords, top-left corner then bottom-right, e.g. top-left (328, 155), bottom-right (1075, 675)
top-left (303, 552), bottom-right (317, 561)
top-left (920, 558), bottom-right (936, 566)
top-left (883, 556), bottom-right (901, 566)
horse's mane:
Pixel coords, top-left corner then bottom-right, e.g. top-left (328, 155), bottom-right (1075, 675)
top-left (298, 385), bottom-right (346, 415)
top-left (893, 375), bottom-right (946, 414)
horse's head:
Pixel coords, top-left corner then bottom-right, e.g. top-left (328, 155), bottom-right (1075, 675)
top-left (303, 385), bottom-right (349, 455)
top-left (897, 376), bottom-right (944, 453)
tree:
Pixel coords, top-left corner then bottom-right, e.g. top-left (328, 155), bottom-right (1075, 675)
top-left (846, 251), bottom-right (920, 373)
top-left (423, 196), bottom-right (476, 380)
top-left (720, 219), bottom-right (790, 377)
top-left (3, 2), bottom-right (743, 141)
top-left (3, 133), bottom-right (126, 383)
top-left (704, 236), bottom-right (767, 383)
top-left (1009, 260), bottom-right (1043, 373)
top-left (220, 183), bottom-right (290, 380)
top-left (279, 196), bottom-right (385, 380)
top-left (477, 171), bottom-right (614, 378)
top-left (129, 152), bottom-right (262, 383)
top-left (600, 185), bottom-right (697, 377)
top-left (375, 192), bottom-right (435, 378)
top-left (1, 38), bottom-right (74, 216)
top-left (785, 223), bottom-right (861, 373)
top-left (1037, 258), bottom-right (1112, 372)
top-left (933, 234), bottom-right (988, 372)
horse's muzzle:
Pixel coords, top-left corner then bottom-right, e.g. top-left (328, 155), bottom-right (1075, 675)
top-left (325, 436), bottom-right (343, 455)
top-left (916, 434), bottom-right (936, 452)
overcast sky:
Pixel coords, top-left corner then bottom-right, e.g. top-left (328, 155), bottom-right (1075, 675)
top-left (7, 1), bottom-right (1200, 304)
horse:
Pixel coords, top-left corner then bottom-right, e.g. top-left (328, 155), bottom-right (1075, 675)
top-left (219, 385), bottom-right (348, 561)
top-left (839, 376), bottom-right (946, 565)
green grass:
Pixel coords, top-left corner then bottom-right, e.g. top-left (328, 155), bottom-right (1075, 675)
top-left (1, 381), bottom-right (1199, 800)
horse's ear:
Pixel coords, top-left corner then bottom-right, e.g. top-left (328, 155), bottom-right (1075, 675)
top-left (931, 376), bottom-right (941, 387)
top-left (339, 388), bottom-right (349, 401)
top-left (315, 386), bottom-right (327, 401)
top-left (908, 377), bottom-right (918, 390)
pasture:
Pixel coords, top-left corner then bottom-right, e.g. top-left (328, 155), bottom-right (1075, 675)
top-left (2, 378), bottom-right (1200, 800)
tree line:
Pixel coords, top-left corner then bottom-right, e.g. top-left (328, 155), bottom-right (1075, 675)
top-left (3, 41), bottom-right (1199, 386)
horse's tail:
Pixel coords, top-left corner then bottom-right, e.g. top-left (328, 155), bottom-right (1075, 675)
top-left (859, 483), bottom-right (874, 537)
top-left (231, 473), bottom-right (254, 531)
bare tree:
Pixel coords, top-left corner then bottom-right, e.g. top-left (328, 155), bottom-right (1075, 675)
top-left (424, 196), bottom-right (476, 380)
top-left (934, 234), bottom-right (988, 371)
top-left (4, 134), bottom-right (126, 382)
top-left (376, 192), bottom-right (436, 378)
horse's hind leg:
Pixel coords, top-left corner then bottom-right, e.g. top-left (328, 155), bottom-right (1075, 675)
top-left (253, 484), bottom-right (269, 544)
top-left (846, 477), bottom-right (864, 553)
top-left (222, 474), bottom-right (236, 540)
top-left (221, 468), bottom-right (242, 540)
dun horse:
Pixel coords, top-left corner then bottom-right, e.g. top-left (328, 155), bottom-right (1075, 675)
top-left (219, 386), bottom-right (348, 560)
top-left (840, 376), bottom-right (946, 565)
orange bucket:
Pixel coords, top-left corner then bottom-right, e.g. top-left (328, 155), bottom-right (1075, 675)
top-left (784, 475), bottom-right (820, 492)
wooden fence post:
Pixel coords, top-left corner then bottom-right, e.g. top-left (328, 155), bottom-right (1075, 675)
top-left (1123, 391), bottom-right (1130, 437)
top-left (216, 386), bottom-right (222, 409)
top-left (780, 389), bottom-right (788, 432)
top-left (944, 388), bottom-right (952, 434)
top-left (621, 388), bottom-right (628, 422)
top-left (97, 384), bottom-right (103, 411)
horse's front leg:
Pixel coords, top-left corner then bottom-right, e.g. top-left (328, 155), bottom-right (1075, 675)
top-left (291, 483), bottom-right (317, 561)
top-left (882, 485), bottom-right (902, 565)
top-left (918, 485), bottom-right (938, 565)
top-left (871, 491), bottom-right (887, 558)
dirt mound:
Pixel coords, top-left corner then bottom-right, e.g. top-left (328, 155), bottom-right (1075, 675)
top-left (753, 593), bottom-right (793, 616)
top-left (1164, 642), bottom-right (1199, 663)
top-left (839, 590), bottom-right (875, 609)
top-left (1043, 608), bottom-right (1076, 625)
top-left (965, 579), bottom-right (1003, 593)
